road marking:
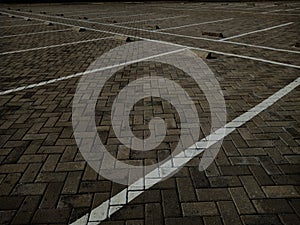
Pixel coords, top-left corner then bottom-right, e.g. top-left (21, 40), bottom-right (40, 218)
top-left (220, 22), bottom-right (293, 41)
top-left (116, 15), bottom-right (189, 25)
top-left (90, 12), bottom-right (155, 20)
top-left (265, 6), bottom-right (300, 13)
top-left (0, 36), bottom-right (113, 56)
top-left (0, 47), bottom-right (188, 96)
top-left (67, 10), bottom-right (128, 17)
top-left (158, 18), bottom-right (233, 31)
top-left (2, 10), bottom-right (300, 67)
top-left (71, 76), bottom-right (300, 224)
top-left (0, 28), bottom-right (72, 39)
top-left (0, 22), bottom-right (43, 28)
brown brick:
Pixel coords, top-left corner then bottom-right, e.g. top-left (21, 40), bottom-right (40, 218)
top-left (12, 183), bottom-right (47, 195)
top-left (229, 187), bottom-right (256, 214)
top-left (196, 188), bottom-right (231, 201)
top-left (145, 203), bottom-right (163, 225)
top-left (56, 161), bottom-right (85, 171)
top-left (262, 185), bottom-right (299, 198)
top-left (162, 189), bottom-right (181, 217)
top-left (253, 199), bottom-right (294, 213)
top-left (32, 208), bottom-right (71, 223)
top-left (217, 201), bottom-right (242, 225)
top-left (239, 176), bottom-right (265, 199)
top-left (182, 202), bottom-right (219, 216)
top-left (40, 182), bottom-right (64, 208)
top-left (176, 177), bottom-right (197, 202)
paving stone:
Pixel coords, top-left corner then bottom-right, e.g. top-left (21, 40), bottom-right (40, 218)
top-left (240, 215), bottom-right (282, 225)
top-left (239, 176), bottom-right (265, 199)
top-left (161, 189), bottom-right (181, 217)
top-left (32, 208), bottom-right (71, 223)
top-left (262, 185), bottom-right (299, 198)
top-left (12, 183), bottom-right (47, 196)
top-left (181, 202), bottom-right (219, 216)
top-left (279, 213), bottom-right (300, 225)
top-left (252, 199), bottom-right (294, 213)
top-left (58, 193), bottom-right (93, 208)
top-left (166, 217), bottom-right (203, 225)
top-left (62, 171), bottom-right (82, 194)
top-left (196, 188), bottom-right (231, 201)
top-left (40, 182), bottom-right (64, 209)
top-left (56, 161), bottom-right (85, 171)
top-left (145, 203), bottom-right (163, 225)
top-left (11, 195), bottom-right (41, 224)
top-left (176, 177), bottom-right (197, 202)
top-left (209, 176), bottom-right (241, 187)
top-left (217, 201), bottom-right (242, 225)
top-left (229, 187), bottom-right (256, 214)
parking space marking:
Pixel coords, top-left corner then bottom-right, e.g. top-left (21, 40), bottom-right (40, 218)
top-left (158, 18), bottom-right (233, 31)
top-left (1, 10), bottom-right (300, 67)
top-left (220, 22), bottom-right (293, 41)
top-left (0, 22), bottom-right (44, 28)
top-left (115, 15), bottom-right (189, 25)
top-left (0, 28), bottom-right (72, 39)
top-left (265, 6), bottom-right (300, 14)
top-left (0, 36), bottom-right (114, 56)
top-left (67, 10), bottom-right (128, 17)
top-left (72, 75), bottom-right (300, 224)
top-left (90, 12), bottom-right (155, 20)
top-left (0, 47), bottom-right (187, 96)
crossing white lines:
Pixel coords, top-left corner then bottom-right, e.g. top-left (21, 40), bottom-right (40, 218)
top-left (220, 22), bottom-right (294, 41)
top-left (115, 15), bottom-right (189, 25)
top-left (158, 18), bottom-right (233, 31)
top-left (1, 10), bottom-right (300, 67)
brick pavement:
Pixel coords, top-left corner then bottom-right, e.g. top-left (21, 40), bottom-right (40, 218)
top-left (0, 1), bottom-right (299, 225)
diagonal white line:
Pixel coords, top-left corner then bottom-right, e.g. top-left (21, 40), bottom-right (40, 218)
top-left (1, 10), bottom-right (300, 67)
top-left (0, 22), bottom-right (43, 28)
top-left (90, 12), bottom-right (155, 20)
top-left (0, 36), bottom-right (114, 56)
top-left (0, 47), bottom-right (188, 95)
top-left (158, 18), bottom-right (233, 31)
top-left (115, 15), bottom-right (189, 25)
top-left (0, 28), bottom-right (72, 39)
top-left (220, 22), bottom-right (293, 41)
top-left (71, 76), bottom-right (300, 224)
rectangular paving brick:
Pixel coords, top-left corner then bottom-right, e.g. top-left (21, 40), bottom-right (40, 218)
top-left (262, 185), bottom-right (299, 198)
top-left (229, 187), bottom-right (256, 214)
top-left (196, 188), bottom-right (231, 201)
top-left (239, 175), bottom-right (265, 199)
top-left (252, 199), bottom-right (294, 213)
top-left (181, 202), bottom-right (219, 216)
top-left (217, 201), bottom-right (242, 225)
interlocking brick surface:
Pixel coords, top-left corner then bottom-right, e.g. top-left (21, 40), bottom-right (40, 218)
top-left (0, 1), bottom-right (300, 225)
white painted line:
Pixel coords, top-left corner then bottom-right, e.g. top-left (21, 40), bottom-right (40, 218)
top-left (63, 9), bottom-right (109, 15)
top-left (2, 10), bottom-right (300, 67)
top-left (265, 7), bottom-right (300, 13)
top-left (116, 15), bottom-right (189, 25)
top-left (71, 76), bottom-right (300, 224)
top-left (0, 22), bottom-right (43, 28)
top-left (68, 10), bottom-right (128, 17)
top-left (90, 12), bottom-right (155, 20)
top-left (0, 28), bottom-right (72, 39)
top-left (0, 47), bottom-right (188, 96)
top-left (0, 36), bottom-right (113, 56)
top-left (221, 22), bottom-right (293, 41)
top-left (158, 18), bottom-right (233, 31)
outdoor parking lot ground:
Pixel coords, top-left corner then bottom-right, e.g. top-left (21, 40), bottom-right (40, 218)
top-left (0, 1), bottom-right (299, 225)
